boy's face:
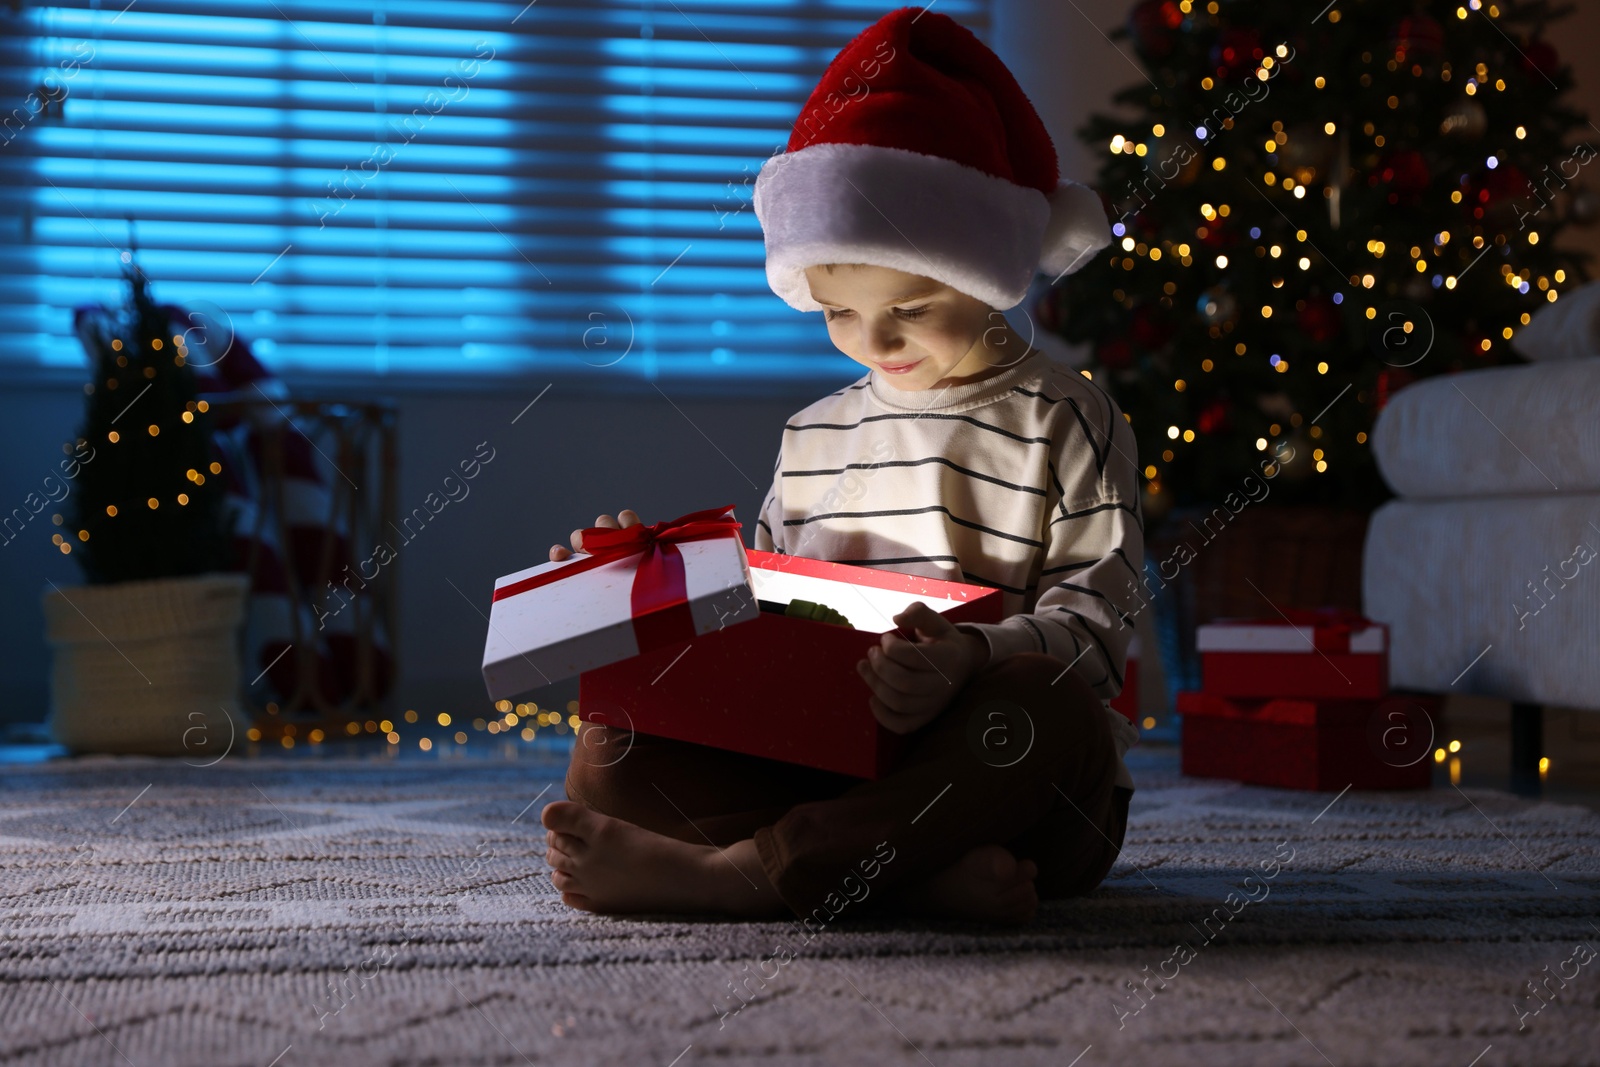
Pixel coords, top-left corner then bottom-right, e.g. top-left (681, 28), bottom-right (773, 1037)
top-left (803, 263), bottom-right (1010, 391)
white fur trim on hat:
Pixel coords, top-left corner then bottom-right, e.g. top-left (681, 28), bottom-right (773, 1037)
top-left (754, 141), bottom-right (1055, 312)
top-left (1041, 179), bottom-right (1114, 282)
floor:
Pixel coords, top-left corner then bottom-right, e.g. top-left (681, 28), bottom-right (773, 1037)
top-left (1430, 696), bottom-right (1600, 810)
top-left (2, 714), bottom-right (1598, 1067)
top-left (8, 690), bottom-right (1595, 805)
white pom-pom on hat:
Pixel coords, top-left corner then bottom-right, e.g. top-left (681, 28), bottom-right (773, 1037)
top-left (1040, 179), bottom-right (1115, 283)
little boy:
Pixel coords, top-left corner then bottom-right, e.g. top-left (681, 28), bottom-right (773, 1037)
top-left (541, 6), bottom-right (1141, 925)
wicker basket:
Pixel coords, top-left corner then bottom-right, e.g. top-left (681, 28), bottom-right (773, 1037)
top-left (42, 572), bottom-right (250, 757)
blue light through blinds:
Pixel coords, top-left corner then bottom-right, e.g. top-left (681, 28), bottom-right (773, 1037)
top-left (0, 0), bottom-right (992, 387)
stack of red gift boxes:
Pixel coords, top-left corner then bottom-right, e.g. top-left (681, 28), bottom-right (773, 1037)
top-left (1178, 610), bottom-right (1436, 791)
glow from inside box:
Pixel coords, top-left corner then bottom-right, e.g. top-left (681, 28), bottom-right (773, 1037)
top-left (749, 568), bottom-right (962, 633)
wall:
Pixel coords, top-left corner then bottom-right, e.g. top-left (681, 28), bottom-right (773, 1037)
top-left (1555, 0), bottom-right (1600, 266)
top-left (0, 379), bottom-right (820, 725)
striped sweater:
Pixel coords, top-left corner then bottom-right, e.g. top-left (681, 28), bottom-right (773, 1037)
top-left (753, 348), bottom-right (1145, 790)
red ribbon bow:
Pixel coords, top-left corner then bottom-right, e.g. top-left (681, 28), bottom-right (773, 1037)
top-left (1274, 608), bottom-right (1371, 654)
top-left (492, 504), bottom-right (743, 653)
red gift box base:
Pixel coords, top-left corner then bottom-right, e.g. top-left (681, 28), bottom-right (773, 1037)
top-left (578, 614), bottom-right (908, 780)
top-left (1178, 691), bottom-right (1436, 791)
top-left (577, 551), bottom-right (1004, 780)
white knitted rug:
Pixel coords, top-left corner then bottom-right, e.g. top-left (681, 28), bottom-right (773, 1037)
top-left (2, 752), bottom-right (1597, 1067)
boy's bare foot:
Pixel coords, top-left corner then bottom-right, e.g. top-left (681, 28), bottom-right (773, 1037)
top-left (898, 844), bottom-right (1039, 925)
top-left (541, 800), bottom-right (787, 918)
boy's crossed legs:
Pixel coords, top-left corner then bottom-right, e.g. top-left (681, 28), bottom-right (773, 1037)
top-left (543, 651), bottom-right (1130, 924)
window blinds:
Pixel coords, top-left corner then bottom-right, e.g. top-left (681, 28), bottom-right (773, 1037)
top-left (0, 0), bottom-right (992, 389)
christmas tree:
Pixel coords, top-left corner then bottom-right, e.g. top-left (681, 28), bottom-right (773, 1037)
top-left (1046, 0), bottom-right (1592, 522)
top-left (64, 251), bottom-right (230, 582)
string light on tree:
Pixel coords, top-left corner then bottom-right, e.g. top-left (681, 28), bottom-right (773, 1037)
top-left (62, 246), bottom-right (230, 582)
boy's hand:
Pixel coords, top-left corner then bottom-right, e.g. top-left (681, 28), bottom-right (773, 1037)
top-left (549, 509), bottom-right (641, 561)
top-left (856, 601), bottom-right (990, 735)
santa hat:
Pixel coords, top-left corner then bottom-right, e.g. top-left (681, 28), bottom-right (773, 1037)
top-left (752, 5), bottom-right (1112, 314)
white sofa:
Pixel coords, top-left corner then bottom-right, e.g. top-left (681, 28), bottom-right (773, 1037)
top-left (1362, 293), bottom-right (1600, 793)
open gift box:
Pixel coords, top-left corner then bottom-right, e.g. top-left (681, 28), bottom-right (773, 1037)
top-left (579, 548), bottom-right (1005, 779)
top-left (481, 505), bottom-right (1005, 780)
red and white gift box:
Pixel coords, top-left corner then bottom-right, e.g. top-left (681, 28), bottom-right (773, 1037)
top-left (1197, 610), bottom-right (1389, 700)
top-left (482, 504), bottom-right (760, 699)
top-left (578, 548), bottom-right (1005, 780)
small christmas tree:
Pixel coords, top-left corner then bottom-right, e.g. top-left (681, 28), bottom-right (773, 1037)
top-left (65, 251), bottom-right (230, 582)
top-left (1047, 0), bottom-right (1592, 522)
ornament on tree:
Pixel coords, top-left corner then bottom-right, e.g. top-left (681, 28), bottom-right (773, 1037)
top-left (1296, 295), bottom-right (1343, 344)
top-left (1279, 123), bottom-right (1337, 186)
top-left (1402, 273), bottom-right (1434, 302)
top-left (1520, 38), bottom-right (1561, 81)
top-left (1130, 304), bottom-right (1177, 351)
top-left (1256, 392), bottom-right (1295, 423)
top-left (1375, 368), bottom-right (1418, 410)
top-left (1476, 162), bottom-right (1529, 228)
top-left (1439, 99), bottom-right (1487, 139)
top-left (1389, 14), bottom-right (1444, 63)
top-left (1150, 139), bottom-right (1203, 187)
top-left (1128, 0), bottom-right (1185, 61)
top-left (1196, 398), bottom-right (1233, 436)
top-left (1196, 285), bottom-right (1238, 327)
top-left (1481, 163), bottom-right (1528, 200)
top-left (1198, 218), bottom-right (1235, 249)
top-left (1329, 124), bottom-right (1352, 230)
top-left (1379, 148), bottom-right (1431, 205)
top-left (1274, 429), bottom-right (1314, 482)
top-left (1096, 336), bottom-right (1135, 371)
top-left (1132, 202), bottom-right (1167, 241)
top-left (1209, 28), bottom-right (1263, 78)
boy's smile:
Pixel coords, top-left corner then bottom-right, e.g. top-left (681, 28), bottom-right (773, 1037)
top-left (803, 263), bottom-right (1036, 392)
